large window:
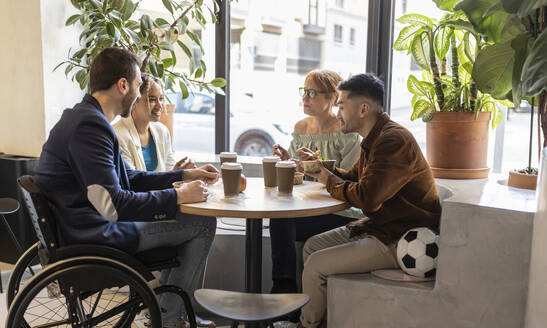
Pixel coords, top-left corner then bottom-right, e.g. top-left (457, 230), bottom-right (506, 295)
top-left (229, 0), bottom-right (368, 156)
top-left (388, 0), bottom-right (540, 173)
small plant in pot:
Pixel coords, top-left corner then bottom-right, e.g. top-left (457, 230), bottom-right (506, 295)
top-left (394, 3), bottom-right (510, 179)
top-left (455, 0), bottom-right (547, 189)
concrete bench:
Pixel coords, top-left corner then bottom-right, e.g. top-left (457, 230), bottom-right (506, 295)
top-left (327, 179), bottom-right (536, 328)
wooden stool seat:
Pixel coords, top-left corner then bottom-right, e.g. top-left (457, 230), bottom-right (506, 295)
top-left (195, 289), bottom-right (309, 323)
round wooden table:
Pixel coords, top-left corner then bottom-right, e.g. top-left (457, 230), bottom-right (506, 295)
top-left (179, 177), bottom-right (349, 294)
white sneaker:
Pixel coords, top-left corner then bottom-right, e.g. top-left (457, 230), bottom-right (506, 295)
top-left (273, 321), bottom-right (300, 328)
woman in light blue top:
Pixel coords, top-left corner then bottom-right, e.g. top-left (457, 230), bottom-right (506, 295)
top-left (270, 70), bottom-right (362, 303)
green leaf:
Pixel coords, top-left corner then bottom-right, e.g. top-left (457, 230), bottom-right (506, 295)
top-left (163, 57), bottom-right (174, 68)
top-left (411, 99), bottom-right (431, 121)
top-left (148, 60), bottom-right (158, 76)
top-left (75, 69), bottom-right (87, 90)
top-left (510, 33), bottom-right (529, 105)
top-left (186, 30), bottom-right (203, 53)
top-left (157, 62), bottom-right (164, 78)
top-left (393, 25), bottom-right (422, 51)
top-left (454, 0), bottom-right (510, 42)
top-left (521, 29), bottom-right (547, 96)
top-left (434, 26), bottom-right (452, 60)
top-left (463, 32), bottom-right (476, 63)
top-left (158, 41), bottom-right (174, 51)
top-left (162, 0), bottom-right (174, 14)
top-left (433, 0), bottom-right (459, 11)
top-left (179, 81), bottom-right (189, 99)
top-left (65, 14), bottom-right (81, 26)
top-left (106, 22), bottom-right (116, 37)
top-left (407, 75), bottom-right (429, 96)
top-left (211, 77), bottom-right (226, 87)
top-left (501, 0), bottom-right (522, 13)
top-left (195, 67), bottom-right (203, 78)
top-left (155, 18), bottom-right (170, 27)
top-left (396, 14), bottom-right (434, 27)
top-left (410, 33), bottom-right (430, 71)
top-left (123, 0), bottom-right (137, 20)
top-left (64, 64), bottom-right (74, 76)
top-left (500, 15), bottom-right (526, 42)
top-left (472, 40), bottom-right (515, 99)
top-left (141, 14), bottom-right (153, 31)
top-left (442, 19), bottom-right (476, 34)
top-left (177, 40), bottom-right (193, 59)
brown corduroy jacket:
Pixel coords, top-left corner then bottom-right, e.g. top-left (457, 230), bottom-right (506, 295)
top-left (326, 113), bottom-right (441, 245)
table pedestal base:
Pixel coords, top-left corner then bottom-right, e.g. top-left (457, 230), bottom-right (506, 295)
top-left (245, 218), bottom-right (263, 328)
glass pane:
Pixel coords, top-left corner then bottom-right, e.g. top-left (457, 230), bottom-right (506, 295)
top-left (141, 1), bottom-right (217, 155)
top-left (229, 0), bottom-right (368, 156)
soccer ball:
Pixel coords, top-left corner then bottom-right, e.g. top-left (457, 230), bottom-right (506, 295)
top-left (396, 228), bottom-right (439, 278)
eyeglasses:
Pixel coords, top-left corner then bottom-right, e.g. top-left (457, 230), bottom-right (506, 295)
top-left (299, 87), bottom-right (327, 99)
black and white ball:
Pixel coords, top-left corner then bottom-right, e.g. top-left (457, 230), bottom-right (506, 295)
top-left (396, 228), bottom-right (439, 278)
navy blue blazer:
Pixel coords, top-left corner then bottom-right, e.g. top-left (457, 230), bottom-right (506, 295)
top-left (35, 94), bottom-right (183, 253)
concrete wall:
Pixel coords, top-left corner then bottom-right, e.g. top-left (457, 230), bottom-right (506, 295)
top-left (524, 148), bottom-right (547, 327)
top-left (0, 0), bottom-right (46, 157)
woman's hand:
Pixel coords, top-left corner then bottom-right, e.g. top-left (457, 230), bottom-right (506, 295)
top-left (173, 156), bottom-right (196, 170)
top-left (296, 147), bottom-right (320, 161)
top-left (273, 144), bottom-right (289, 161)
top-left (182, 164), bottom-right (219, 185)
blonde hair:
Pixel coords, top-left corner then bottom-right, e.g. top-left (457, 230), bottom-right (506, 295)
top-left (304, 69), bottom-right (343, 104)
top-left (139, 73), bottom-right (164, 99)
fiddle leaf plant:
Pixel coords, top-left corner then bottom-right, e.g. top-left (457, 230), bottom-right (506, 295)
top-left (55, 0), bottom-right (226, 97)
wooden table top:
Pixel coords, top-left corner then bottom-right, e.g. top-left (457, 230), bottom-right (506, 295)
top-left (179, 177), bottom-right (349, 219)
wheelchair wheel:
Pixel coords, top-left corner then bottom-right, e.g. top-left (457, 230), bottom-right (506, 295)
top-left (7, 256), bottom-right (162, 328)
top-left (7, 242), bottom-right (41, 307)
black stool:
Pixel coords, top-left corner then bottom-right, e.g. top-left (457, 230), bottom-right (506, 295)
top-left (195, 289), bottom-right (309, 328)
top-left (0, 197), bottom-right (22, 293)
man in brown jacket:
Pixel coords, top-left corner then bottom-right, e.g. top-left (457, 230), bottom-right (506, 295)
top-left (287, 74), bottom-right (441, 328)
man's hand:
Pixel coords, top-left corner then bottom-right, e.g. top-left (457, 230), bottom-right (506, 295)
top-left (295, 147), bottom-right (319, 161)
top-left (304, 160), bottom-right (333, 185)
top-left (273, 144), bottom-right (289, 161)
top-left (182, 164), bottom-right (219, 184)
top-left (173, 156), bottom-right (196, 170)
top-left (176, 180), bottom-right (208, 204)
top-left (346, 218), bottom-right (370, 238)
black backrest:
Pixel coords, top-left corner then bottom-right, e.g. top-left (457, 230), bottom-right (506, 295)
top-left (17, 175), bottom-right (59, 260)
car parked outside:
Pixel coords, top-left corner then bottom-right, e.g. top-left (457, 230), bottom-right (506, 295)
top-left (165, 92), bottom-right (293, 156)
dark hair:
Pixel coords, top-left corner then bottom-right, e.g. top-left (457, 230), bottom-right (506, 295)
top-left (89, 47), bottom-right (142, 93)
top-left (337, 73), bottom-right (384, 107)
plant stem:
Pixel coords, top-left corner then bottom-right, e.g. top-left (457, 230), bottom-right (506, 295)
top-left (429, 33), bottom-right (445, 110)
top-left (470, 78), bottom-right (477, 112)
top-left (170, 0), bottom-right (200, 28)
top-left (440, 58), bottom-right (447, 76)
top-left (450, 33), bottom-right (460, 111)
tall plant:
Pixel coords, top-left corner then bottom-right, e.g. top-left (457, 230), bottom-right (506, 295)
top-left (394, 8), bottom-right (508, 126)
top-left (454, 0), bottom-right (547, 145)
top-left (55, 0), bottom-right (226, 98)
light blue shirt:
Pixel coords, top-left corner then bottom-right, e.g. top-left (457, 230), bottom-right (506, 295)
top-left (142, 137), bottom-right (158, 171)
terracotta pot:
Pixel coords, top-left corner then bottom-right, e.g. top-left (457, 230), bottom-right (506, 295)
top-left (508, 170), bottom-right (538, 190)
top-left (160, 103), bottom-right (175, 145)
top-left (426, 112), bottom-right (491, 179)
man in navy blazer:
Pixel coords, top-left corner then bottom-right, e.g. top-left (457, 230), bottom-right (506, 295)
top-left (35, 47), bottom-right (217, 328)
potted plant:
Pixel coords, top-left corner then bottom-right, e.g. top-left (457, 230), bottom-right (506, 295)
top-left (394, 2), bottom-right (509, 179)
top-left (454, 0), bottom-right (547, 189)
top-left (55, 0), bottom-right (226, 109)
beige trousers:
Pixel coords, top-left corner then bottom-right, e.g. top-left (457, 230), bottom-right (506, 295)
top-left (300, 227), bottom-right (399, 328)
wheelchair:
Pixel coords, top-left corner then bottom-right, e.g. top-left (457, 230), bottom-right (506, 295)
top-left (5, 175), bottom-right (198, 328)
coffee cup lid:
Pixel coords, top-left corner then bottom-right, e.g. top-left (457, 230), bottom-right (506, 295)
top-left (220, 152), bottom-right (237, 158)
top-left (275, 160), bottom-right (296, 168)
top-left (262, 156), bottom-right (280, 163)
top-left (221, 162), bottom-right (242, 170)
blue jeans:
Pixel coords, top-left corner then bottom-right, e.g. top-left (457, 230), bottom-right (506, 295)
top-left (135, 213), bottom-right (216, 328)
